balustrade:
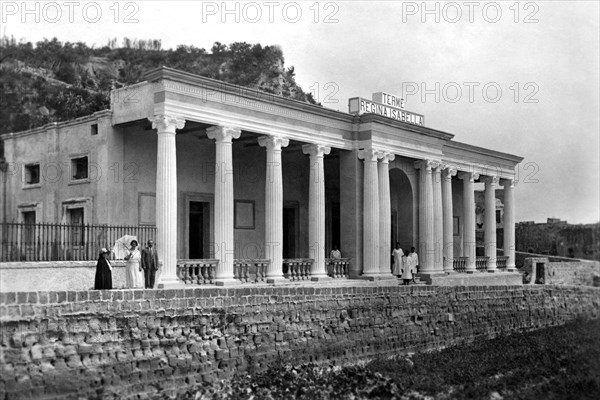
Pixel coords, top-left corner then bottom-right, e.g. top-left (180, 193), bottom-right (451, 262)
top-left (283, 258), bottom-right (313, 281)
top-left (233, 259), bottom-right (270, 283)
top-left (476, 256), bottom-right (490, 272)
top-left (496, 256), bottom-right (508, 270)
top-left (326, 258), bottom-right (350, 278)
top-left (453, 257), bottom-right (468, 273)
top-left (176, 259), bottom-right (218, 284)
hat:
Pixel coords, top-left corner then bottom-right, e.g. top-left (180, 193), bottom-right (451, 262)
top-left (100, 247), bottom-right (110, 254)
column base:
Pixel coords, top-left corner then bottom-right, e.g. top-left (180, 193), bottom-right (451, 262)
top-left (266, 276), bottom-right (288, 284)
top-left (215, 278), bottom-right (241, 286)
top-left (359, 274), bottom-right (395, 281)
top-left (356, 274), bottom-right (379, 281)
top-left (310, 275), bottom-right (332, 282)
top-left (157, 279), bottom-right (188, 289)
top-left (416, 272), bottom-right (446, 280)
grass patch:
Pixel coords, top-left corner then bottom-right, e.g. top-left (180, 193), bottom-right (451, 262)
top-left (181, 318), bottom-right (600, 399)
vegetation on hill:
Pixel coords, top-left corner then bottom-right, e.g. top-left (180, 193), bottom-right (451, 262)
top-left (181, 317), bottom-right (600, 399)
top-left (0, 37), bottom-right (318, 135)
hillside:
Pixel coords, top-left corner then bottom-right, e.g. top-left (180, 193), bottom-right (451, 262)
top-left (0, 37), bottom-right (318, 136)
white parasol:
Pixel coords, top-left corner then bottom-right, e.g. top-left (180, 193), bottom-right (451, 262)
top-left (112, 235), bottom-right (138, 259)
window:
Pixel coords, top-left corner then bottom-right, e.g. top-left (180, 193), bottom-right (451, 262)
top-left (68, 208), bottom-right (85, 246)
top-left (71, 156), bottom-right (88, 180)
top-left (91, 123), bottom-right (98, 135)
top-left (496, 210), bottom-right (502, 224)
top-left (22, 211), bottom-right (36, 245)
top-left (24, 164), bottom-right (40, 185)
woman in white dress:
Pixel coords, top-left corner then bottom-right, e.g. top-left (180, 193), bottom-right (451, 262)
top-left (125, 240), bottom-right (144, 288)
top-left (392, 242), bottom-right (404, 277)
top-left (401, 249), bottom-right (413, 285)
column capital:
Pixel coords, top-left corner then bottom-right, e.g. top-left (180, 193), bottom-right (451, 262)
top-left (302, 143), bottom-right (331, 157)
top-left (357, 148), bottom-right (381, 161)
top-left (501, 178), bottom-right (515, 188)
top-left (482, 175), bottom-right (500, 185)
top-left (458, 171), bottom-right (480, 182)
top-left (442, 165), bottom-right (458, 176)
top-left (206, 126), bottom-right (241, 142)
top-left (149, 115), bottom-right (186, 133)
top-left (414, 159), bottom-right (439, 170)
top-left (258, 135), bottom-right (289, 151)
top-left (377, 151), bottom-right (396, 163)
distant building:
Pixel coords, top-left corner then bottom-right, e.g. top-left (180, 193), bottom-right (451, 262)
top-left (0, 67), bottom-right (524, 285)
top-left (516, 220), bottom-right (600, 261)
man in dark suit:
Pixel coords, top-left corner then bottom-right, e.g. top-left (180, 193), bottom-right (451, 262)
top-left (141, 240), bottom-right (159, 289)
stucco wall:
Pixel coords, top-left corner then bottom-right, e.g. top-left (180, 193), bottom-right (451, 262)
top-left (0, 261), bottom-right (128, 292)
top-left (0, 285), bottom-right (597, 399)
top-left (3, 113), bottom-right (118, 225)
top-left (545, 261), bottom-right (600, 286)
top-left (521, 258), bottom-right (600, 287)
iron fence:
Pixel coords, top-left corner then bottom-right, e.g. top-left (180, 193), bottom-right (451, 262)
top-left (0, 222), bottom-right (156, 262)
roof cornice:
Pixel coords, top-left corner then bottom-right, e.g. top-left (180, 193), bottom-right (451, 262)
top-left (444, 140), bottom-right (524, 163)
top-left (143, 66), bottom-right (355, 123)
top-left (0, 110), bottom-right (112, 140)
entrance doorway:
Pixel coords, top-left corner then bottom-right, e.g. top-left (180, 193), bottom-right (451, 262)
top-left (390, 169), bottom-right (414, 250)
top-left (535, 262), bottom-right (546, 284)
top-left (325, 201), bottom-right (341, 255)
top-left (189, 201), bottom-right (210, 259)
top-left (283, 203), bottom-right (299, 259)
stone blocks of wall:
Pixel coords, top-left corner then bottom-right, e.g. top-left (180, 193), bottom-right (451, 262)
top-left (0, 285), bottom-right (599, 399)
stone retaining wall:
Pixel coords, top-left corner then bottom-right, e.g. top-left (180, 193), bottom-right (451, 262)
top-left (1, 285), bottom-right (598, 399)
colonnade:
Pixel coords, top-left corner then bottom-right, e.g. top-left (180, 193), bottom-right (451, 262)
top-left (152, 116), bottom-right (334, 285)
top-left (364, 157), bottom-right (516, 277)
top-left (151, 114), bottom-right (516, 286)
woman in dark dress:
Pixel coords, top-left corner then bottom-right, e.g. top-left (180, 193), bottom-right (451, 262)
top-left (94, 248), bottom-right (113, 290)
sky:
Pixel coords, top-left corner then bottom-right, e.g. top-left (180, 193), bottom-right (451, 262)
top-left (2, 0), bottom-right (599, 224)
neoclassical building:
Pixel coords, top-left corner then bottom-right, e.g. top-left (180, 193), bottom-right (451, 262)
top-left (1, 67), bottom-right (522, 286)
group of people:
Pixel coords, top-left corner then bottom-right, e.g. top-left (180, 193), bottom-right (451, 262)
top-left (392, 244), bottom-right (419, 285)
top-left (94, 240), bottom-right (160, 290)
top-left (95, 241), bottom-right (416, 289)
top-left (331, 244), bottom-right (418, 285)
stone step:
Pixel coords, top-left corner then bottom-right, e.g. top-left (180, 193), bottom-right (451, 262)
top-left (396, 276), bottom-right (428, 286)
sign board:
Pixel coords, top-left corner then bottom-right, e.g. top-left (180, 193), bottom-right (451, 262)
top-left (348, 92), bottom-right (424, 127)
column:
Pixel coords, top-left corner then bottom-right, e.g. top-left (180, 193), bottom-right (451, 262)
top-left (150, 114), bottom-right (185, 287)
top-left (415, 160), bottom-right (436, 273)
top-left (339, 150), bottom-right (363, 278)
top-left (358, 148), bottom-right (380, 277)
top-left (442, 166), bottom-right (457, 273)
top-left (484, 175), bottom-right (499, 272)
top-left (458, 171), bottom-right (479, 273)
top-left (302, 143), bottom-right (331, 281)
top-left (378, 152), bottom-right (395, 278)
top-left (259, 135), bottom-right (289, 282)
top-left (432, 164), bottom-right (443, 273)
top-left (207, 126), bottom-right (241, 284)
top-left (502, 178), bottom-right (516, 271)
